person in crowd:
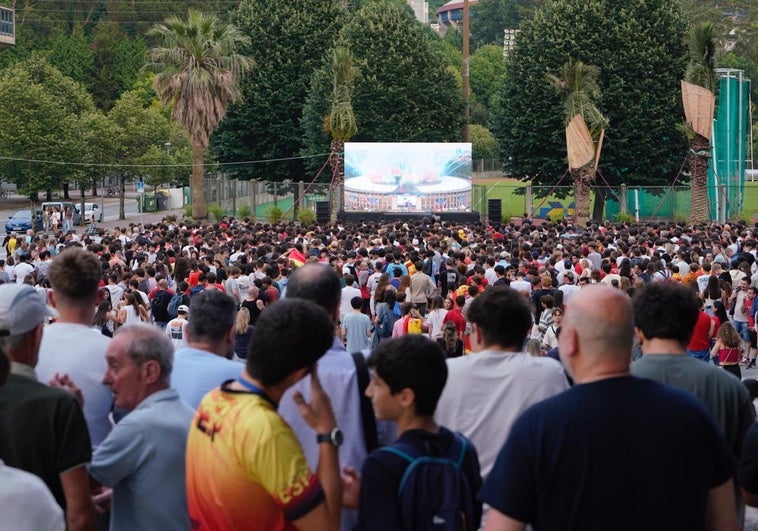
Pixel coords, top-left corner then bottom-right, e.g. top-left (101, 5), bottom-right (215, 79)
top-left (710, 321), bottom-right (743, 379)
top-left (165, 304), bottom-right (189, 350)
top-left (631, 282), bottom-right (754, 458)
top-left (341, 296), bottom-right (372, 353)
top-left (425, 295), bottom-right (448, 341)
top-left (279, 264), bottom-right (393, 531)
top-left (172, 289), bottom-right (241, 409)
top-left (0, 283), bottom-right (94, 531)
top-left (480, 284), bottom-right (739, 531)
top-left (90, 325), bottom-right (194, 531)
top-left (185, 298), bottom-right (342, 530)
top-left (36, 248), bottom-right (113, 449)
top-left (435, 286), bottom-right (569, 525)
top-left (437, 321), bottom-right (464, 358)
top-left (233, 307), bottom-right (254, 361)
top-left (342, 335), bottom-right (482, 530)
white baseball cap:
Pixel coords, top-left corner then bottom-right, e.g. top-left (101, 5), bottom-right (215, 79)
top-left (0, 284), bottom-right (57, 337)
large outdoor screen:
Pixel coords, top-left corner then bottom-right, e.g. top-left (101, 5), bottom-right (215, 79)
top-left (344, 142), bottom-right (472, 213)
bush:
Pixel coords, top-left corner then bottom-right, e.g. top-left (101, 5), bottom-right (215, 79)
top-left (298, 208), bottom-right (316, 225)
top-left (208, 203), bottom-right (225, 221)
top-left (266, 205), bottom-right (284, 223)
top-left (164, 214), bottom-right (177, 223)
top-left (548, 211), bottom-right (566, 223)
top-left (501, 212), bottom-right (512, 223)
top-left (183, 205), bottom-right (193, 218)
top-left (614, 212), bottom-right (635, 223)
top-left (237, 204), bottom-right (252, 219)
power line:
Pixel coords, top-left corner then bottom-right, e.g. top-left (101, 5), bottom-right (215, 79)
top-left (0, 152), bottom-right (331, 168)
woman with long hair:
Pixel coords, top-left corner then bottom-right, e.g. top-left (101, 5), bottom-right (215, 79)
top-left (437, 321), bottom-right (463, 358)
top-left (426, 296), bottom-right (448, 341)
top-left (92, 301), bottom-right (116, 337)
top-left (397, 274), bottom-right (412, 301)
top-left (234, 307), bottom-right (254, 361)
top-left (710, 321), bottom-right (743, 379)
top-left (118, 292), bottom-right (148, 325)
top-left (371, 273), bottom-right (392, 317)
top-left (702, 276), bottom-right (722, 316)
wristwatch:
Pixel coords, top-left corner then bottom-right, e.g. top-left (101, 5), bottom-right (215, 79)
top-left (316, 427), bottom-right (344, 448)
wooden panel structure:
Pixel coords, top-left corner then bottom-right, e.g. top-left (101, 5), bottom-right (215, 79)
top-left (565, 114), bottom-right (594, 170)
top-left (681, 80), bottom-right (715, 140)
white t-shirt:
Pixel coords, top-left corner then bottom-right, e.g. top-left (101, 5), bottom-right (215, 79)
top-left (0, 460), bottom-right (64, 531)
top-left (340, 285), bottom-right (363, 320)
top-left (165, 318), bottom-right (188, 349)
top-left (36, 322), bottom-right (113, 448)
top-left (426, 308), bottom-right (448, 340)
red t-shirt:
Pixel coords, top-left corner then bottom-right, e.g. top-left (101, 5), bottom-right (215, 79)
top-left (442, 308), bottom-right (466, 335)
top-left (687, 311), bottom-right (712, 351)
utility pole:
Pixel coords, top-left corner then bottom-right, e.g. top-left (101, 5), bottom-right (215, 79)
top-left (462, 0), bottom-right (470, 143)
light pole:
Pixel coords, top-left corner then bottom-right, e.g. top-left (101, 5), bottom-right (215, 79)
top-left (164, 142), bottom-right (171, 189)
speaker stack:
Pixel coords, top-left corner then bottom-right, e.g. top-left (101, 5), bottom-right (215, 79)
top-left (488, 199), bottom-right (502, 223)
top-left (315, 201), bottom-right (331, 225)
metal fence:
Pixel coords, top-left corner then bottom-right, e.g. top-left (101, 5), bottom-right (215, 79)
top-left (203, 178), bottom-right (752, 223)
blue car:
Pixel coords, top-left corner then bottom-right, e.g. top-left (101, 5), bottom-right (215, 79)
top-left (5, 209), bottom-right (42, 233)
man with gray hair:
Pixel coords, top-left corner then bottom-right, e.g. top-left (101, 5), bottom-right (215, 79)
top-left (172, 289), bottom-right (241, 409)
top-left (89, 324), bottom-right (194, 531)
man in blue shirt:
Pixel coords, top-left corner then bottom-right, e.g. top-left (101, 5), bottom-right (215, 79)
top-left (279, 264), bottom-right (393, 531)
top-left (172, 289), bottom-right (241, 409)
top-left (90, 324), bottom-right (194, 531)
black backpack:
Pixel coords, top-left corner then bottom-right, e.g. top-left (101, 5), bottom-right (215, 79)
top-left (381, 433), bottom-right (477, 531)
top-left (151, 290), bottom-right (172, 321)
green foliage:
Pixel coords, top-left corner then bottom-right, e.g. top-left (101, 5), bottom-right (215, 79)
top-left (298, 208), bottom-right (316, 225)
top-left (266, 205), bottom-right (284, 223)
top-left (302, 0), bottom-right (464, 167)
top-left (548, 210), bottom-right (565, 223)
top-left (470, 125), bottom-right (499, 160)
top-left (501, 212), bottom-right (512, 223)
top-left (329, 47), bottom-right (359, 141)
top-left (237, 204), bottom-right (252, 218)
top-left (207, 203), bottom-right (225, 221)
top-left (614, 212), bottom-right (636, 223)
top-left (0, 54), bottom-right (96, 197)
top-left (685, 22), bottom-right (717, 91)
top-left (493, 0), bottom-right (689, 189)
top-left (471, 0), bottom-right (537, 49)
top-left (90, 23), bottom-right (147, 111)
top-left (212, 0), bottom-right (347, 181)
top-left (547, 60), bottom-right (608, 137)
top-left (183, 204), bottom-right (193, 217)
top-left (470, 45), bottom-right (506, 124)
top-left (46, 28), bottom-right (94, 90)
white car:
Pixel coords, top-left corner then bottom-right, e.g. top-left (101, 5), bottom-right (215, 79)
top-left (83, 203), bottom-right (103, 223)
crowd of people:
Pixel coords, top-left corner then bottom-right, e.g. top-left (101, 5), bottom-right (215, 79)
top-left (2, 213), bottom-right (758, 530)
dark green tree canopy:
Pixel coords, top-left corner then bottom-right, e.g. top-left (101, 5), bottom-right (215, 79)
top-left (494, 0), bottom-right (689, 189)
top-left (301, 0), bottom-right (464, 171)
top-left (210, 0), bottom-right (347, 181)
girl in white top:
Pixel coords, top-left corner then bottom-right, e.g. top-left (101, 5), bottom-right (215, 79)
top-left (426, 296), bottom-right (448, 340)
top-left (118, 292), bottom-right (148, 325)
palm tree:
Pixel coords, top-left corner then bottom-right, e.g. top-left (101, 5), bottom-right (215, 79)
top-left (547, 60), bottom-right (608, 226)
top-left (145, 10), bottom-right (252, 219)
top-left (683, 22), bottom-right (717, 224)
top-left (327, 46), bottom-right (358, 222)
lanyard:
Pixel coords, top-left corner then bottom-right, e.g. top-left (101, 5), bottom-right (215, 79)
top-left (236, 378), bottom-right (278, 409)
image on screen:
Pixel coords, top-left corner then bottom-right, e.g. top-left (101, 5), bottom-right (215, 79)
top-left (344, 143), bottom-right (472, 213)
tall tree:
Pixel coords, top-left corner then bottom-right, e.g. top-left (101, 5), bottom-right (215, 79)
top-left (145, 10), bottom-right (252, 219)
top-left (493, 0), bottom-right (688, 206)
top-left (302, 0), bottom-right (464, 164)
top-left (683, 22), bottom-right (717, 224)
top-left (547, 60), bottom-right (608, 225)
top-left (328, 47), bottom-right (359, 220)
top-left (211, 0), bottom-right (346, 182)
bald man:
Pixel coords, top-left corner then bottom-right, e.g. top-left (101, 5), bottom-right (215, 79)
top-left (480, 285), bottom-right (739, 531)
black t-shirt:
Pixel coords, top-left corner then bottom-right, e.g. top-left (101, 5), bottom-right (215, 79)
top-left (151, 289), bottom-right (172, 322)
top-left (241, 297), bottom-right (264, 325)
top-left (480, 376), bottom-right (735, 531)
top-left (739, 422), bottom-right (758, 494)
top-left (359, 426), bottom-right (482, 531)
top-left (0, 374), bottom-right (92, 508)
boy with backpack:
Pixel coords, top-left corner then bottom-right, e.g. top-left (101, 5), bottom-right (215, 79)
top-left (343, 334), bottom-right (482, 531)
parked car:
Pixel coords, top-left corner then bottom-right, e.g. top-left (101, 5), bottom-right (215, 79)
top-left (83, 202), bottom-right (103, 223)
top-left (5, 209), bottom-right (42, 233)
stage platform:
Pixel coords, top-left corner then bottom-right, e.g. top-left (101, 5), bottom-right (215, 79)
top-left (339, 210), bottom-right (481, 224)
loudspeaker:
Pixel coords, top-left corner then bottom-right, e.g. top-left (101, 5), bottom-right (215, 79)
top-left (488, 199), bottom-right (502, 223)
top-left (316, 201), bottom-right (330, 224)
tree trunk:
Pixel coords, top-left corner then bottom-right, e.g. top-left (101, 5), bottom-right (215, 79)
top-left (572, 166), bottom-right (592, 227)
top-left (63, 182), bottom-right (70, 200)
top-left (80, 188), bottom-right (86, 227)
top-left (92, 178), bottom-right (98, 196)
top-left (329, 138), bottom-right (344, 223)
top-left (592, 187), bottom-right (605, 221)
top-left (688, 134), bottom-right (710, 224)
top-left (191, 142), bottom-right (207, 219)
top-left (119, 174), bottom-right (125, 220)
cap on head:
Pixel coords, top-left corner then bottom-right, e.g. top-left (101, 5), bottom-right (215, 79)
top-left (177, 305), bottom-right (189, 314)
top-left (0, 284), bottom-right (57, 337)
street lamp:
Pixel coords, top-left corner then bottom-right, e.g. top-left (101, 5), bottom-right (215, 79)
top-left (165, 142), bottom-right (171, 156)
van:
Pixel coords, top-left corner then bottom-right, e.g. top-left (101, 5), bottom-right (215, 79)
top-left (41, 202), bottom-right (82, 227)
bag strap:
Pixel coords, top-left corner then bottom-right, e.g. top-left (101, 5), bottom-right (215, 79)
top-left (351, 351), bottom-right (379, 453)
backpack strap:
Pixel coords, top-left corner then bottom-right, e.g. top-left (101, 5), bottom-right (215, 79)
top-left (351, 352), bottom-right (379, 453)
